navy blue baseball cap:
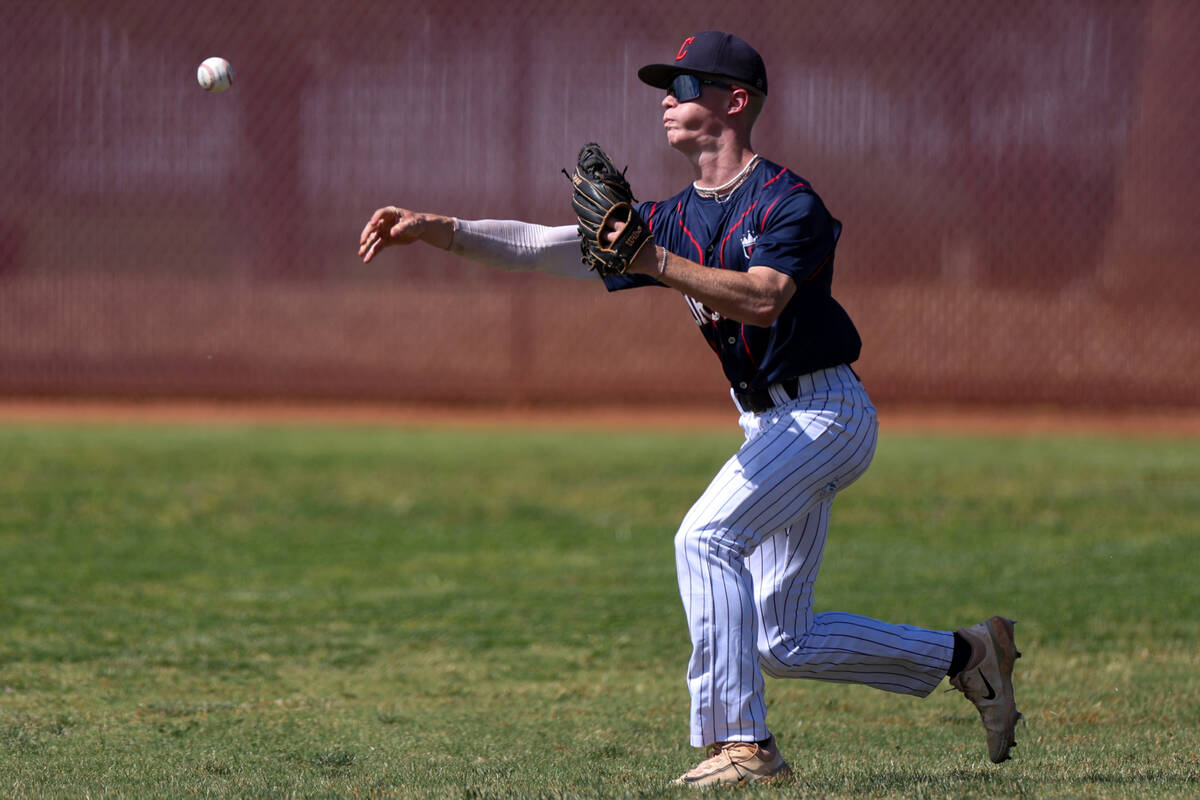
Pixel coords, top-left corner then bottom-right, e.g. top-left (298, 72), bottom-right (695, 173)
top-left (638, 31), bottom-right (768, 96)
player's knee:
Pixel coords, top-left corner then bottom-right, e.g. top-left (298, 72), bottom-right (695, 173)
top-left (757, 625), bottom-right (815, 678)
top-left (675, 517), bottom-right (756, 562)
top-left (674, 523), bottom-right (701, 559)
top-left (674, 522), bottom-right (739, 561)
top-left (757, 645), bottom-right (791, 678)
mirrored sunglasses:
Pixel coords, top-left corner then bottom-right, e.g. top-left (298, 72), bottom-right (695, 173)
top-left (667, 74), bottom-right (734, 102)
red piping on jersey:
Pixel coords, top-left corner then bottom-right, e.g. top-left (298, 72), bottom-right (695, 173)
top-left (761, 180), bottom-right (808, 227)
top-left (739, 324), bottom-right (759, 367)
top-left (762, 167), bottom-right (788, 189)
top-left (676, 201), bottom-right (704, 264)
top-left (805, 251), bottom-right (834, 281)
top-left (718, 204), bottom-right (759, 269)
top-left (645, 202), bottom-right (661, 233)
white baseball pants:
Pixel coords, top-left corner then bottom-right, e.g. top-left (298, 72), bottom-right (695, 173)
top-left (676, 365), bottom-right (954, 747)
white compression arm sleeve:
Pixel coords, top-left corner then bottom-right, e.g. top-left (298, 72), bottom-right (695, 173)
top-left (450, 218), bottom-right (591, 278)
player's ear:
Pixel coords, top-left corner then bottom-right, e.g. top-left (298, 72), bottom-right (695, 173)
top-left (727, 87), bottom-right (752, 116)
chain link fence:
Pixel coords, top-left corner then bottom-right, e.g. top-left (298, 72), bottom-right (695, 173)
top-left (2, 0), bottom-right (1196, 408)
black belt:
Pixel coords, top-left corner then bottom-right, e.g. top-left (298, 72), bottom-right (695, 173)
top-left (733, 376), bottom-right (802, 413)
top-left (733, 366), bottom-right (860, 413)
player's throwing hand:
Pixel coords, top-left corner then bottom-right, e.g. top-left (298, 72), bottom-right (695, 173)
top-left (358, 206), bottom-right (452, 263)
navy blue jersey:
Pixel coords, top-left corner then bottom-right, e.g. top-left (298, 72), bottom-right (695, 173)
top-left (602, 157), bottom-right (861, 392)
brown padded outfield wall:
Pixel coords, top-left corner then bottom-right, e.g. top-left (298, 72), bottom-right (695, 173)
top-left (1, 0), bottom-right (1197, 408)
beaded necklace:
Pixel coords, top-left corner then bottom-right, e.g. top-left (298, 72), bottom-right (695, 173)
top-left (693, 154), bottom-right (760, 202)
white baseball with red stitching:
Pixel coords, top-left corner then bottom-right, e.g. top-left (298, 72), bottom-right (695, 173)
top-left (197, 57), bottom-right (233, 93)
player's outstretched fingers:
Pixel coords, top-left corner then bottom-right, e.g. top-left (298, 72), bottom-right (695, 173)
top-left (360, 207), bottom-right (389, 246)
top-left (360, 209), bottom-right (452, 262)
top-left (361, 236), bottom-right (382, 263)
top-left (359, 207), bottom-right (401, 262)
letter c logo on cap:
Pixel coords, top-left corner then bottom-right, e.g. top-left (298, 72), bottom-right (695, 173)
top-left (675, 36), bottom-right (695, 61)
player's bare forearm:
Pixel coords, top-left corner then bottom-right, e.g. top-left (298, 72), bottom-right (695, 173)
top-left (631, 245), bottom-right (796, 327)
top-left (358, 207), bottom-right (454, 263)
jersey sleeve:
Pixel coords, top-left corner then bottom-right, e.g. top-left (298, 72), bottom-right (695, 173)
top-left (747, 191), bottom-right (839, 281)
top-left (600, 199), bottom-right (666, 291)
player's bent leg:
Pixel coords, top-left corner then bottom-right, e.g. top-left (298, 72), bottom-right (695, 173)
top-left (758, 612), bottom-right (953, 696)
top-left (950, 616), bottom-right (1023, 763)
top-left (748, 502), bottom-right (827, 679)
top-left (749, 501), bottom-right (953, 695)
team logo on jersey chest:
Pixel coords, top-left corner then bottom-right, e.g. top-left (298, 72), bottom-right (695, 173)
top-left (741, 230), bottom-right (758, 259)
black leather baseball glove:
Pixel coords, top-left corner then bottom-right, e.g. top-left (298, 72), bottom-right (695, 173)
top-left (566, 143), bottom-right (653, 276)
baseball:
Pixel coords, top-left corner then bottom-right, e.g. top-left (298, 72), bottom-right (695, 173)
top-left (197, 57), bottom-right (234, 93)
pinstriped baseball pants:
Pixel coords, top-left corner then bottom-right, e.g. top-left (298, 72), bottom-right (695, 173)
top-left (676, 365), bottom-right (954, 747)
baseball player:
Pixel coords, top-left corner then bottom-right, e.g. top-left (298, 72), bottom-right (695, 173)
top-left (359, 30), bottom-right (1021, 788)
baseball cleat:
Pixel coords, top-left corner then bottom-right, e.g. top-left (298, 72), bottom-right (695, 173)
top-left (951, 616), bottom-right (1022, 763)
top-left (672, 735), bottom-right (793, 788)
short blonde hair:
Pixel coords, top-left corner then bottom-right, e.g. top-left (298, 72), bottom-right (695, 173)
top-left (743, 92), bottom-right (765, 129)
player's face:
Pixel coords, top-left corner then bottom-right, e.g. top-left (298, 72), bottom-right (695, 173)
top-left (661, 82), bottom-right (735, 152)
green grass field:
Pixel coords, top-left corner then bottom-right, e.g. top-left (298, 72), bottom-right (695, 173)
top-left (1, 421), bottom-right (1197, 798)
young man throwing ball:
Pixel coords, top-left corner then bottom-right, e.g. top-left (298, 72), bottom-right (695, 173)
top-left (359, 30), bottom-right (1022, 788)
